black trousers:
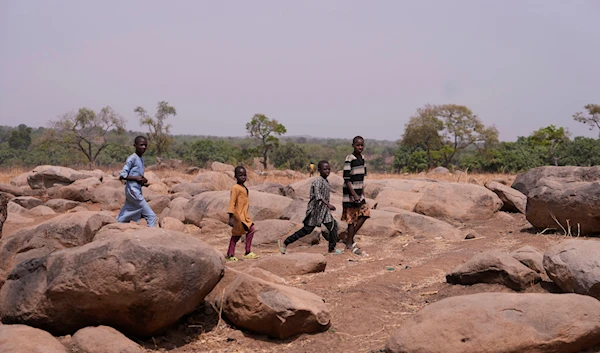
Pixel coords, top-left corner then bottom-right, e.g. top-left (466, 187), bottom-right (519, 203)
top-left (284, 220), bottom-right (338, 252)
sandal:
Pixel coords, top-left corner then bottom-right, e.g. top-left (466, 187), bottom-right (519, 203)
top-left (278, 239), bottom-right (287, 254)
top-left (328, 249), bottom-right (344, 255)
top-left (351, 243), bottom-right (362, 255)
top-left (243, 252), bottom-right (259, 259)
top-left (225, 256), bottom-right (238, 262)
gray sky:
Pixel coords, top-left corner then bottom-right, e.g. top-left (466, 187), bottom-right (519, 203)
top-left (1, 1), bottom-right (599, 141)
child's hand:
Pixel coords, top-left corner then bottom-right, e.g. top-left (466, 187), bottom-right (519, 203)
top-left (228, 218), bottom-right (234, 227)
top-left (328, 204), bottom-right (336, 211)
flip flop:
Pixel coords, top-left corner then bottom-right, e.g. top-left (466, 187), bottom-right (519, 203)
top-left (278, 239), bottom-right (286, 254)
top-left (328, 249), bottom-right (344, 255)
top-left (243, 252), bottom-right (259, 259)
top-left (351, 243), bottom-right (362, 255)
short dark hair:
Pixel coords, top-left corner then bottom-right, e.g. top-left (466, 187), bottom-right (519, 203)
top-left (234, 165), bottom-right (246, 176)
top-left (352, 136), bottom-right (364, 144)
top-left (134, 136), bottom-right (147, 144)
top-left (317, 160), bottom-right (329, 170)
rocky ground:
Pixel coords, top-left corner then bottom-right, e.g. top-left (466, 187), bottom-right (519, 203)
top-left (4, 203), bottom-right (582, 353)
top-left (3, 164), bottom-right (600, 353)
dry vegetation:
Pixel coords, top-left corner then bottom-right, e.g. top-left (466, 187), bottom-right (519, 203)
top-left (0, 166), bottom-right (515, 188)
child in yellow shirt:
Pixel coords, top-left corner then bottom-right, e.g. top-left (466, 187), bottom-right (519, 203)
top-left (226, 166), bottom-right (259, 261)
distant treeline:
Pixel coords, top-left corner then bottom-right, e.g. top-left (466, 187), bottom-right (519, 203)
top-left (1, 124), bottom-right (599, 173)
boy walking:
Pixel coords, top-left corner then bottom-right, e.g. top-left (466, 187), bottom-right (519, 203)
top-left (342, 136), bottom-right (370, 255)
top-left (278, 160), bottom-right (341, 254)
top-left (226, 166), bottom-right (259, 261)
top-left (117, 136), bottom-right (158, 227)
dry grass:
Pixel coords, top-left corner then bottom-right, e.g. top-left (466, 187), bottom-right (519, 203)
top-left (0, 165), bottom-right (516, 188)
top-left (0, 166), bottom-right (26, 184)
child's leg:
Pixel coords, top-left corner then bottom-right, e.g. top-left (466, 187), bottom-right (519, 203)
top-left (352, 216), bottom-right (368, 239)
top-left (284, 223), bottom-right (316, 247)
top-left (227, 236), bottom-right (241, 257)
top-left (140, 200), bottom-right (158, 227)
top-left (346, 223), bottom-right (356, 249)
top-left (244, 225), bottom-right (255, 254)
top-left (324, 220), bottom-right (338, 252)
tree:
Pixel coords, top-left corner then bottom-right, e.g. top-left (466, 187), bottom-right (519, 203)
top-left (436, 104), bottom-right (499, 166)
top-left (246, 114), bottom-right (286, 169)
top-left (401, 105), bottom-right (444, 169)
top-left (190, 139), bottom-right (239, 166)
top-left (401, 104), bottom-right (498, 168)
top-left (51, 107), bottom-right (125, 168)
top-left (559, 137), bottom-right (600, 166)
top-left (271, 143), bottom-right (309, 170)
top-left (529, 125), bottom-right (570, 166)
top-left (135, 101), bottom-right (177, 158)
top-left (573, 104), bottom-right (600, 137)
top-left (8, 124), bottom-right (32, 150)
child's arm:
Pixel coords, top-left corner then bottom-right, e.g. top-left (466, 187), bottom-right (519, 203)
top-left (119, 157), bottom-right (144, 183)
top-left (320, 199), bottom-right (336, 211)
top-left (343, 157), bottom-right (360, 202)
top-left (345, 180), bottom-right (360, 202)
top-left (227, 187), bottom-right (238, 227)
top-left (312, 180), bottom-right (336, 211)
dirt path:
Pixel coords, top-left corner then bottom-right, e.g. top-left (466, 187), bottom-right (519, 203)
top-left (132, 212), bottom-right (572, 353)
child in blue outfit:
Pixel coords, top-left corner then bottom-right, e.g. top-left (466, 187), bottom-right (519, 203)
top-left (116, 136), bottom-right (157, 227)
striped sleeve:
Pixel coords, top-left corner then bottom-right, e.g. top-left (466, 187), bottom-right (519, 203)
top-left (343, 155), bottom-right (353, 180)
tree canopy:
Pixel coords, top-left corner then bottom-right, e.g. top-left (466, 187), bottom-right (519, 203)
top-left (246, 114), bottom-right (287, 169)
top-left (50, 107), bottom-right (125, 168)
top-left (573, 104), bottom-right (600, 137)
top-left (135, 101), bottom-right (177, 158)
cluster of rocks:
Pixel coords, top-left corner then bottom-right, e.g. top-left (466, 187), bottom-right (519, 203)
top-left (384, 238), bottom-right (600, 352)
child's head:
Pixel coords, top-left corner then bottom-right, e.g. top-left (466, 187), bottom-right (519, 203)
top-left (134, 136), bottom-right (148, 156)
top-left (317, 160), bottom-right (330, 178)
top-left (234, 166), bottom-right (247, 184)
top-left (352, 136), bottom-right (365, 155)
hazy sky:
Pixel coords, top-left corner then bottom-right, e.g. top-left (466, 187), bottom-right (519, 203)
top-left (1, 1), bottom-right (599, 141)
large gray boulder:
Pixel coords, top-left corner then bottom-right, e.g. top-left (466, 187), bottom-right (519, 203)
top-left (49, 177), bottom-right (100, 202)
top-left (544, 239), bottom-right (600, 298)
top-left (0, 228), bottom-right (224, 337)
top-left (288, 174), bottom-right (344, 198)
top-left (221, 273), bottom-right (330, 339)
top-left (413, 182), bottom-right (503, 222)
top-left (0, 324), bottom-right (68, 353)
top-left (510, 245), bottom-right (547, 278)
top-left (374, 188), bottom-right (425, 212)
top-left (159, 197), bottom-right (189, 222)
top-left (0, 193), bottom-right (8, 237)
top-left (27, 165), bottom-right (101, 189)
top-left (252, 253), bottom-right (326, 276)
top-left (169, 182), bottom-right (213, 196)
top-left (0, 212), bottom-right (115, 286)
top-left (11, 196), bottom-right (43, 209)
top-left (45, 198), bottom-right (83, 212)
top-left (70, 326), bottom-right (144, 353)
top-left (192, 171), bottom-right (235, 190)
top-left (91, 185), bottom-right (124, 211)
top-left (446, 250), bottom-right (541, 290)
top-left (514, 166), bottom-right (600, 235)
top-left (361, 209), bottom-right (463, 241)
top-left (485, 181), bottom-right (526, 213)
top-left (184, 190), bottom-right (292, 227)
top-left (210, 161), bottom-right (235, 172)
top-left (385, 292), bottom-right (600, 353)
top-left (0, 183), bottom-right (29, 196)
